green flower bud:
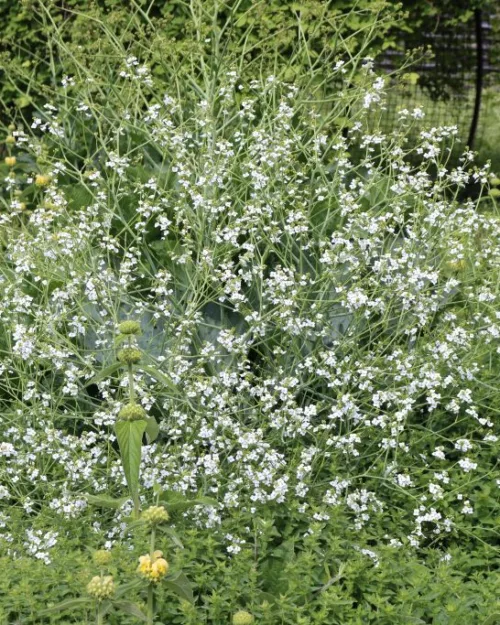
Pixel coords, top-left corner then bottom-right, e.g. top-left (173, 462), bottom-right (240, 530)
top-left (87, 575), bottom-right (115, 601)
top-left (93, 549), bottom-right (112, 567)
top-left (118, 320), bottom-right (141, 335)
top-left (232, 611), bottom-right (254, 625)
top-left (141, 505), bottom-right (170, 525)
top-left (117, 347), bottom-right (142, 364)
top-left (118, 403), bottom-right (146, 421)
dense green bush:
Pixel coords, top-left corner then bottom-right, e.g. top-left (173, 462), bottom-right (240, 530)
top-left (1, 3), bottom-right (500, 625)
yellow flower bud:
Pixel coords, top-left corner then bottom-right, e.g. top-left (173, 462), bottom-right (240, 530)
top-left (93, 549), bottom-right (112, 567)
top-left (117, 347), bottom-right (142, 365)
top-left (4, 156), bottom-right (16, 167)
top-left (5, 135), bottom-right (16, 145)
top-left (141, 506), bottom-right (170, 525)
top-left (86, 575), bottom-right (115, 600)
top-left (232, 610), bottom-right (254, 625)
top-left (118, 403), bottom-right (146, 421)
top-left (118, 320), bottom-right (141, 335)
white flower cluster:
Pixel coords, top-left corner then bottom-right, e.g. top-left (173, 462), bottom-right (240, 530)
top-left (0, 65), bottom-right (498, 559)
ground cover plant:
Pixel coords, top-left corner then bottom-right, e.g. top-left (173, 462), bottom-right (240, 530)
top-left (1, 2), bottom-right (500, 624)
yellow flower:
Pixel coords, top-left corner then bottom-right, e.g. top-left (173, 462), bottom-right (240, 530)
top-left (4, 156), bottom-right (16, 167)
top-left (137, 551), bottom-right (169, 583)
top-left (152, 557), bottom-right (169, 577)
top-left (35, 174), bottom-right (51, 187)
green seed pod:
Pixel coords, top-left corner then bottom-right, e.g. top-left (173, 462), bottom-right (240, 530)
top-left (117, 347), bottom-right (142, 364)
top-left (118, 403), bottom-right (146, 421)
top-left (141, 505), bottom-right (170, 525)
top-left (232, 611), bottom-right (254, 625)
top-left (118, 320), bottom-right (141, 335)
top-left (86, 575), bottom-right (115, 601)
top-left (93, 549), bottom-right (112, 567)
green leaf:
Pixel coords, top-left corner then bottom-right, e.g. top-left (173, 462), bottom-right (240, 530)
top-left (86, 494), bottom-right (129, 510)
top-left (38, 597), bottom-right (92, 615)
top-left (115, 419), bottom-right (147, 506)
top-left (85, 362), bottom-right (123, 386)
top-left (482, 615), bottom-right (500, 625)
top-left (114, 601), bottom-right (148, 622)
top-left (157, 526), bottom-right (185, 549)
top-left (145, 416), bottom-right (160, 443)
top-left (141, 365), bottom-right (178, 393)
top-left (114, 579), bottom-right (143, 598)
top-left (159, 490), bottom-right (218, 513)
top-left (164, 571), bottom-right (194, 604)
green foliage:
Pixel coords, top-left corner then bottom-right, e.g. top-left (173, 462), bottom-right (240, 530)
top-left (0, 0), bottom-right (398, 122)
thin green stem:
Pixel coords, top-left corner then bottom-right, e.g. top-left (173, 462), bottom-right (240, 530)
top-left (128, 362), bottom-right (136, 402)
top-left (147, 586), bottom-right (154, 625)
top-left (97, 603), bottom-right (104, 625)
top-left (146, 526), bottom-right (156, 625)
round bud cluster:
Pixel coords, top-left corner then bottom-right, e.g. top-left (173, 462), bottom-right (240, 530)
top-left (137, 550), bottom-right (169, 583)
top-left (117, 347), bottom-right (142, 364)
top-left (118, 320), bottom-right (141, 335)
top-left (118, 403), bottom-right (146, 421)
top-left (141, 505), bottom-right (169, 525)
top-left (232, 611), bottom-right (254, 625)
top-left (86, 575), bottom-right (115, 600)
top-left (35, 174), bottom-right (51, 187)
top-left (446, 259), bottom-right (466, 272)
top-left (5, 135), bottom-right (16, 145)
top-left (5, 156), bottom-right (16, 167)
top-left (93, 549), bottom-right (112, 567)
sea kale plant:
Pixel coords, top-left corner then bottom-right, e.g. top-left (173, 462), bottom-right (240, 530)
top-left (1, 7), bottom-right (500, 623)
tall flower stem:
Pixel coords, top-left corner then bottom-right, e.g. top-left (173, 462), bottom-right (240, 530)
top-left (147, 526), bottom-right (157, 625)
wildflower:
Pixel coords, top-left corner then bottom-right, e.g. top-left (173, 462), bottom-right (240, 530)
top-left (118, 403), bottom-right (146, 421)
top-left (93, 549), bottom-right (112, 567)
top-left (141, 505), bottom-right (169, 525)
top-left (137, 551), bottom-right (169, 583)
top-left (118, 320), bottom-right (141, 335)
top-left (232, 610), bottom-right (254, 625)
top-left (86, 575), bottom-right (115, 600)
top-left (4, 156), bottom-right (16, 167)
top-left (35, 174), bottom-right (51, 187)
top-left (117, 347), bottom-right (142, 364)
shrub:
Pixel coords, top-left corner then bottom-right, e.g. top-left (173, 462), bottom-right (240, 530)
top-left (1, 5), bottom-right (500, 623)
